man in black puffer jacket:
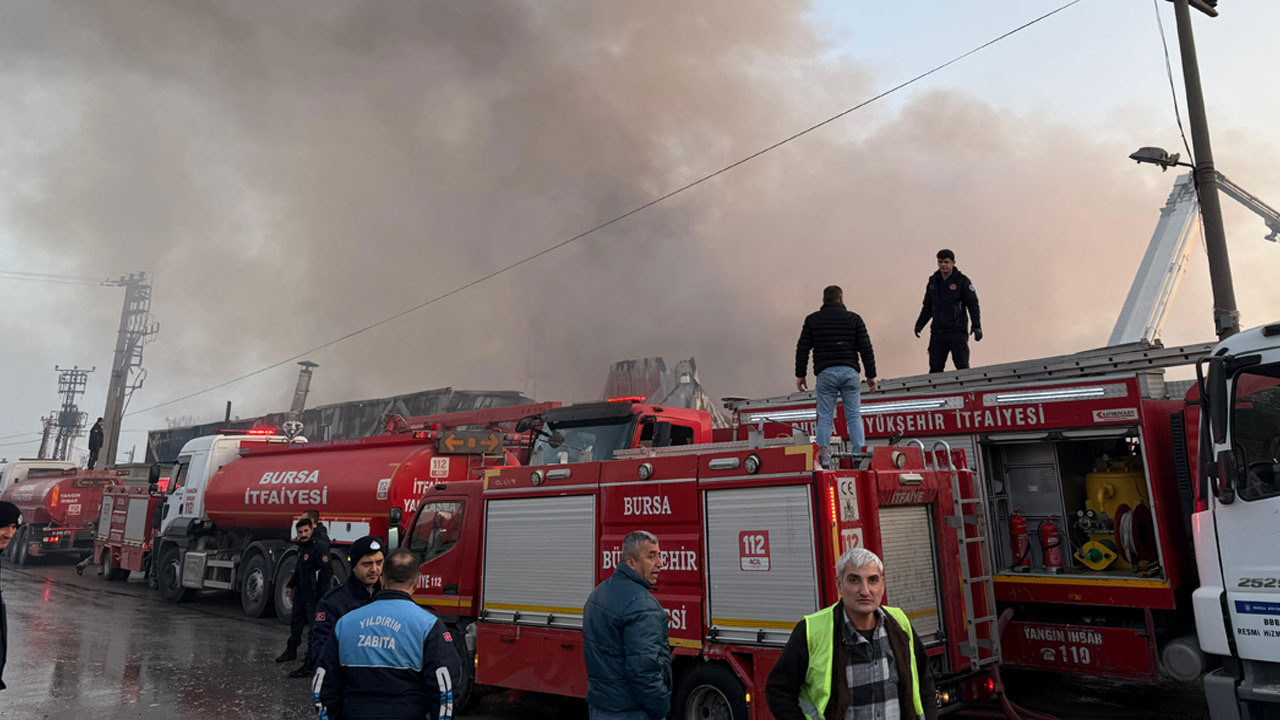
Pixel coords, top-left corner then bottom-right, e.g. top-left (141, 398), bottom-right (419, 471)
top-left (796, 285), bottom-right (878, 469)
top-left (289, 536), bottom-right (384, 679)
top-left (914, 248), bottom-right (982, 373)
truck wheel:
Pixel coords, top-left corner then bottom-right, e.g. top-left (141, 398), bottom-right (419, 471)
top-left (272, 553), bottom-right (298, 626)
top-left (328, 555), bottom-right (349, 590)
top-left (674, 663), bottom-right (749, 720)
top-left (12, 526), bottom-right (31, 567)
top-left (102, 549), bottom-right (128, 581)
top-left (240, 553), bottom-right (275, 618)
top-left (449, 622), bottom-right (478, 712)
top-left (157, 546), bottom-right (196, 603)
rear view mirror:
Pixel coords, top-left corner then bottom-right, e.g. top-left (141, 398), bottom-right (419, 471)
top-left (1207, 358), bottom-right (1228, 445)
top-left (389, 507), bottom-right (404, 526)
top-left (148, 462), bottom-right (164, 484)
top-left (515, 416), bottom-right (538, 433)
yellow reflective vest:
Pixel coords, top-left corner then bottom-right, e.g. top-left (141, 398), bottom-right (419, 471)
top-left (797, 604), bottom-right (924, 719)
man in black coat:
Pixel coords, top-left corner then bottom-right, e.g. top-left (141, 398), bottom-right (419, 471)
top-left (796, 285), bottom-right (878, 468)
top-left (289, 535), bottom-right (384, 679)
top-left (87, 418), bottom-right (104, 469)
top-left (277, 517), bottom-right (333, 664)
top-left (914, 249), bottom-right (981, 374)
top-left (0, 501), bottom-right (23, 691)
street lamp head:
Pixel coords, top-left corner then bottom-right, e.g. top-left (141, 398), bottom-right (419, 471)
top-left (1130, 146), bottom-right (1184, 171)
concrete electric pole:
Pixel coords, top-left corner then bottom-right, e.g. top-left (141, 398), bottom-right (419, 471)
top-left (100, 272), bottom-right (159, 467)
top-left (1169, 0), bottom-right (1238, 339)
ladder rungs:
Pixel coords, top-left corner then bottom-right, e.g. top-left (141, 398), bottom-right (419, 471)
top-left (962, 536), bottom-right (987, 544)
top-left (964, 576), bottom-right (992, 584)
top-left (971, 616), bottom-right (998, 625)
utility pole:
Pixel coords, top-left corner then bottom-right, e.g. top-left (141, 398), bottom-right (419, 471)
top-left (101, 272), bottom-right (159, 468)
top-left (52, 365), bottom-right (94, 462)
top-left (37, 414), bottom-right (56, 459)
top-left (1169, 0), bottom-right (1237, 339)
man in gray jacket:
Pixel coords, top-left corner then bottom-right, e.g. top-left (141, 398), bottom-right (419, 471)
top-left (582, 530), bottom-right (671, 720)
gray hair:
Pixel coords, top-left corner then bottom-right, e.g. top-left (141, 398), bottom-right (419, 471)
top-left (622, 530), bottom-right (659, 561)
top-left (835, 547), bottom-right (883, 577)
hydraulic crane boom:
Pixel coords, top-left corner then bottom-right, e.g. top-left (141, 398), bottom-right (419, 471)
top-left (1108, 172), bottom-right (1279, 346)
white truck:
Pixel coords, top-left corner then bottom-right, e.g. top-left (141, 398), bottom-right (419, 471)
top-left (1194, 321), bottom-right (1280, 719)
top-left (0, 458), bottom-right (78, 495)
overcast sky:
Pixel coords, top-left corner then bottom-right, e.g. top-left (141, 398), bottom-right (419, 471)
top-left (2, 0), bottom-right (1278, 463)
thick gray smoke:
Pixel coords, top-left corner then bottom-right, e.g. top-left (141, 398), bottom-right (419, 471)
top-left (1, 1), bottom-right (1277, 451)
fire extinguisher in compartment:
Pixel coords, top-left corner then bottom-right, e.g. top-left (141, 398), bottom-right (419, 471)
top-left (1040, 516), bottom-right (1064, 574)
top-left (1010, 508), bottom-right (1031, 573)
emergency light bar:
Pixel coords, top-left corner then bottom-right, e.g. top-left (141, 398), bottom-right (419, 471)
top-left (741, 409), bottom-right (816, 424)
top-left (859, 397), bottom-right (961, 415)
top-left (987, 384), bottom-right (1126, 406)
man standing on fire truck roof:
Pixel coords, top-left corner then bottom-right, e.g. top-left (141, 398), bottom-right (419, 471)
top-left (914, 249), bottom-right (981, 374)
top-left (0, 501), bottom-right (22, 691)
top-left (315, 548), bottom-right (460, 720)
top-left (796, 285), bottom-right (878, 469)
top-left (582, 530), bottom-right (672, 720)
top-left (290, 536), bottom-right (385, 679)
top-left (766, 548), bottom-right (937, 720)
top-left (278, 517), bottom-right (334, 665)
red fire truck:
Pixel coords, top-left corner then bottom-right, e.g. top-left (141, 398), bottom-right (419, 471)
top-left (1, 467), bottom-right (121, 566)
top-left (403, 399), bottom-right (1000, 717)
top-left (727, 340), bottom-right (1213, 683)
top-left (92, 403), bottom-right (556, 619)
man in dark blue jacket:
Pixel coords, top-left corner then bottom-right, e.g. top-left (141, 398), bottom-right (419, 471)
top-left (0, 501), bottom-right (22, 691)
top-left (288, 536), bottom-right (384, 679)
top-left (279, 517), bottom-right (334, 664)
top-left (582, 530), bottom-right (671, 720)
top-left (315, 548), bottom-right (460, 720)
top-left (914, 249), bottom-right (982, 374)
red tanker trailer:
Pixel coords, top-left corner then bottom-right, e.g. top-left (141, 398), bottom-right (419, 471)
top-left (143, 404), bottom-right (558, 622)
top-left (1, 468), bottom-right (119, 566)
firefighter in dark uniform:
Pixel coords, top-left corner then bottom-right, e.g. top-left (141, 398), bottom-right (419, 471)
top-left (0, 501), bottom-right (22, 691)
top-left (288, 536), bottom-right (384, 678)
top-left (914, 248), bottom-right (982, 373)
top-left (315, 548), bottom-right (461, 720)
top-left (277, 517), bottom-right (333, 664)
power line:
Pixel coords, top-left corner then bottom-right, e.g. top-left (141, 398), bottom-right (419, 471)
top-left (1152, 0), bottom-right (1195, 164)
top-left (0, 273), bottom-right (107, 287)
top-left (0, 269), bottom-right (106, 281)
top-left (123, 0), bottom-right (1086, 419)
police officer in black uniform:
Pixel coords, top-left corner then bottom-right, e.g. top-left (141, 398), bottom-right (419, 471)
top-left (315, 548), bottom-right (461, 720)
top-left (277, 517), bottom-right (333, 664)
top-left (914, 248), bottom-right (982, 373)
top-left (288, 536), bottom-right (384, 679)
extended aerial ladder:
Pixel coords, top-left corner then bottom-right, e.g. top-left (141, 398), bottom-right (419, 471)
top-left (1108, 172), bottom-right (1280, 346)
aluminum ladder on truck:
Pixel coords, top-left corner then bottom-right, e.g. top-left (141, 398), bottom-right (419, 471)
top-left (728, 340), bottom-right (1216, 420)
top-left (914, 439), bottom-right (1000, 669)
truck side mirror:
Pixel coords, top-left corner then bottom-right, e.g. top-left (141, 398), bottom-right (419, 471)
top-left (653, 421), bottom-right (673, 448)
top-left (148, 462), bottom-right (164, 485)
top-left (389, 507), bottom-right (403, 526)
top-left (1207, 357), bottom-right (1228, 445)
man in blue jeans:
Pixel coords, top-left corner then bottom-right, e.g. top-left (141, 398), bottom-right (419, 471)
top-left (796, 285), bottom-right (878, 469)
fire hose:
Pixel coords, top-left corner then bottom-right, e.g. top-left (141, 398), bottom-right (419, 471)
top-left (954, 609), bottom-right (1061, 720)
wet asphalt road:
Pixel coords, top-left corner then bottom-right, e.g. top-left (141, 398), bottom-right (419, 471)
top-left (0, 562), bottom-right (1209, 719)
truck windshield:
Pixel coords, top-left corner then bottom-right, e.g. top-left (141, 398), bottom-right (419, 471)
top-left (1233, 366), bottom-right (1280, 502)
top-left (531, 418), bottom-right (635, 465)
top-left (408, 501), bottom-right (465, 565)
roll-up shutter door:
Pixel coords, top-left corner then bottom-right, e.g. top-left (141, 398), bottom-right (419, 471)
top-left (125, 497), bottom-right (151, 543)
top-left (705, 485), bottom-right (819, 646)
top-left (483, 495), bottom-right (595, 628)
top-left (879, 505), bottom-right (942, 642)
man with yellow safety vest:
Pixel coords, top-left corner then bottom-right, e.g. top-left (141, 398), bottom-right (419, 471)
top-left (765, 548), bottom-right (937, 720)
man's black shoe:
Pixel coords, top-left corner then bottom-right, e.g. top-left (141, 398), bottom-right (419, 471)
top-left (275, 648), bottom-right (298, 663)
top-left (288, 664), bottom-right (313, 679)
